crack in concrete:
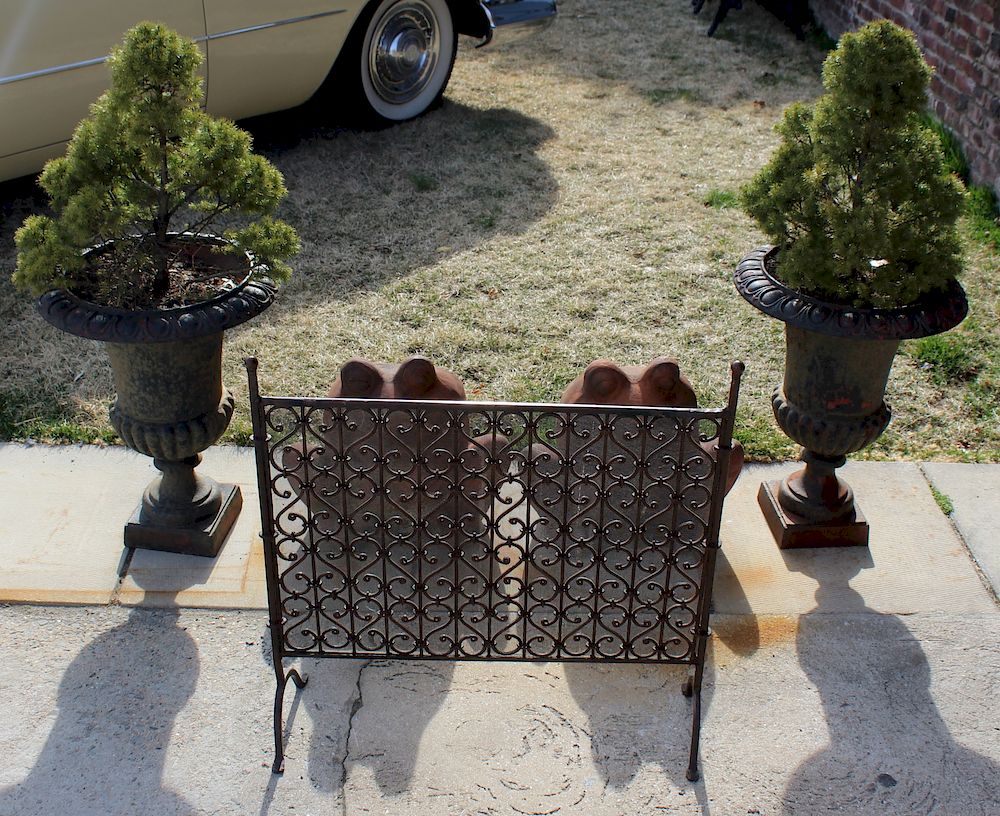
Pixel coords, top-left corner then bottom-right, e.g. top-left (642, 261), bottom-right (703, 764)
top-left (341, 658), bottom-right (371, 816)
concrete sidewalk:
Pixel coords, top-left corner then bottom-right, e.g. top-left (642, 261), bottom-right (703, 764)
top-left (0, 443), bottom-right (998, 815)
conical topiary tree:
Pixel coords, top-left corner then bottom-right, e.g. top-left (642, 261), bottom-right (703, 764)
top-left (741, 20), bottom-right (965, 308)
top-left (13, 22), bottom-right (299, 309)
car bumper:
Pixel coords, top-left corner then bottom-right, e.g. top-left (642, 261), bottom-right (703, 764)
top-left (477, 0), bottom-right (557, 47)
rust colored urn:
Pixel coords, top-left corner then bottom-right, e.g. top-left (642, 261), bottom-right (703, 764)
top-left (735, 247), bottom-right (967, 548)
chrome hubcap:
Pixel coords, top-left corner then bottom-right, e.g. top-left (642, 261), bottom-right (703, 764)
top-left (369, 1), bottom-right (440, 105)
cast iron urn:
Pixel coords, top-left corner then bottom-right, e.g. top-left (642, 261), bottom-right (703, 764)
top-left (37, 242), bottom-right (275, 557)
top-left (735, 247), bottom-right (967, 548)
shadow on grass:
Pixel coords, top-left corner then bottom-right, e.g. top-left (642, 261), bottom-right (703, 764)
top-left (501, 0), bottom-right (825, 108)
top-left (0, 98), bottom-right (557, 440)
top-left (235, 98), bottom-right (558, 315)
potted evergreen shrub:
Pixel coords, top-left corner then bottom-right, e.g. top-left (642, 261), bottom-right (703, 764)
top-left (734, 20), bottom-right (967, 548)
top-left (13, 23), bottom-right (299, 557)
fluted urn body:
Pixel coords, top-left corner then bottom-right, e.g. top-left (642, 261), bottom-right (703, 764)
top-left (735, 247), bottom-right (967, 547)
top-left (38, 237), bottom-right (275, 557)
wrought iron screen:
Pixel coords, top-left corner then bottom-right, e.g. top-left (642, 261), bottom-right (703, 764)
top-left (247, 358), bottom-right (744, 781)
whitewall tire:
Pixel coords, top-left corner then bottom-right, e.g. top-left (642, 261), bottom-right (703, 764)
top-left (356, 0), bottom-right (457, 123)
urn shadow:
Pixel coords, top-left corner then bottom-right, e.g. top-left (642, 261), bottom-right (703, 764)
top-left (0, 591), bottom-right (198, 816)
top-left (780, 550), bottom-right (1000, 815)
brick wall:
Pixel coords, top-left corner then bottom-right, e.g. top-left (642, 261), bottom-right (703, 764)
top-left (809, 1), bottom-right (1000, 197)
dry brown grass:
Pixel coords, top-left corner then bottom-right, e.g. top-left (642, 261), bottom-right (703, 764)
top-left (0, 1), bottom-right (997, 460)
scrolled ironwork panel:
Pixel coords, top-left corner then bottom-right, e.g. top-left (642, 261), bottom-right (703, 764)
top-left (259, 398), bottom-right (730, 664)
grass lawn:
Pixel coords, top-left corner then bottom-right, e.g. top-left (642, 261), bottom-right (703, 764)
top-left (0, 0), bottom-right (997, 461)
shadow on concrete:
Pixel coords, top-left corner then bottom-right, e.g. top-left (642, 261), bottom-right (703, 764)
top-left (562, 546), bottom-right (759, 808)
top-left (780, 550), bottom-right (1000, 815)
top-left (257, 647), bottom-right (452, 802)
top-left (0, 589), bottom-right (197, 816)
top-left (253, 656), bottom-right (364, 816)
top-left (255, 658), bottom-right (454, 803)
top-left (343, 660), bottom-right (455, 797)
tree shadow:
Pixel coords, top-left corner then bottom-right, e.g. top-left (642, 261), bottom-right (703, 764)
top-left (0, 589), bottom-right (198, 816)
top-left (486, 0), bottom-right (826, 109)
top-left (780, 549), bottom-right (1000, 815)
top-left (562, 546), bottom-right (758, 807)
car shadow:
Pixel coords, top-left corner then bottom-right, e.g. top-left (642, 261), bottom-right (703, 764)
top-left (0, 588), bottom-right (198, 816)
top-left (233, 99), bottom-right (558, 313)
top-left (0, 174), bottom-right (47, 294)
top-left (779, 550), bottom-right (1000, 815)
top-left (0, 98), bottom-right (557, 434)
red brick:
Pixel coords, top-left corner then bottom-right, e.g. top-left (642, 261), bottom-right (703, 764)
top-left (945, 27), bottom-right (971, 53)
top-left (819, 0), bottom-right (1000, 195)
top-left (958, 13), bottom-right (979, 36)
top-left (972, 2), bottom-right (995, 21)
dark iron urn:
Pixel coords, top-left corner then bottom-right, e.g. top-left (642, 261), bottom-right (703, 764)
top-left (38, 241), bottom-right (275, 557)
top-left (735, 247), bottom-right (967, 548)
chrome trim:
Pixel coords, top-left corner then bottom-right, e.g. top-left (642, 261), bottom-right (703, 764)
top-left (0, 139), bottom-right (68, 159)
top-left (0, 56), bottom-right (107, 87)
top-left (476, 0), bottom-right (556, 48)
top-left (200, 8), bottom-right (347, 42)
top-left (0, 8), bottom-right (347, 87)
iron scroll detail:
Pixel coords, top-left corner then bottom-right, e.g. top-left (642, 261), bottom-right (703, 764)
top-left (734, 246), bottom-right (968, 340)
top-left (246, 358), bottom-right (744, 781)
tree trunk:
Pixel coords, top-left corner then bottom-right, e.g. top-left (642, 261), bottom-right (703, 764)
top-left (153, 128), bottom-right (171, 297)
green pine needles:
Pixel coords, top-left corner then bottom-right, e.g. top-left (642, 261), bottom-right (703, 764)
top-left (741, 21), bottom-right (965, 308)
top-left (13, 23), bottom-right (299, 309)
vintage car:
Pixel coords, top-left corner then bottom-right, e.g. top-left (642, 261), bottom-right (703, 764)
top-left (0, 0), bottom-right (556, 182)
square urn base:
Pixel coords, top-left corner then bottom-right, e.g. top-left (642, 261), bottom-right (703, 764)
top-left (124, 483), bottom-right (243, 558)
top-left (758, 480), bottom-right (869, 549)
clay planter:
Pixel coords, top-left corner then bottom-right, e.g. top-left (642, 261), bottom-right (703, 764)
top-left (735, 246), bottom-right (967, 548)
top-left (37, 235), bottom-right (275, 557)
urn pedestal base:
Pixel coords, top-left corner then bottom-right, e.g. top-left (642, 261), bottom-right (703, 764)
top-left (125, 482), bottom-right (242, 558)
top-left (758, 480), bottom-right (868, 549)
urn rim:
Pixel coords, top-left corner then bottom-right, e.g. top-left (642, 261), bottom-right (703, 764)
top-left (35, 233), bottom-right (277, 344)
top-left (734, 246), bottom-right (968, 341)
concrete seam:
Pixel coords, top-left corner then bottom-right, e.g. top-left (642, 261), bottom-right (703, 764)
top-left (917, 463), bottom-right (1000, 607)
top-left (341, 658), bottom-right (371, 815)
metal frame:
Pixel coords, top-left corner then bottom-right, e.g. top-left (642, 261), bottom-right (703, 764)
top-left (246, 358), bottom-right (743, 781)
